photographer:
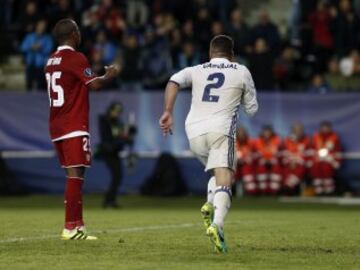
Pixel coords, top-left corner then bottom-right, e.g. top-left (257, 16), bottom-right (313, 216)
top-left (98, 103), bottom-right (137, 208)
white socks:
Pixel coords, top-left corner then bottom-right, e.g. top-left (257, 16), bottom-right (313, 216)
top-left (207, 176), bottom-right (216, 204)
top-left (213, 186), bottom-right (232, 230)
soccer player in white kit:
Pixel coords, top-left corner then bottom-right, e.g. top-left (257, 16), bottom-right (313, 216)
top-left (159, 35), bottom-right (258, 253)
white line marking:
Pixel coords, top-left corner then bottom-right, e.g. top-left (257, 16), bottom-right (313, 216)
top-left (0, 220), bottom-right (286, 244)
top-left (0, 223), bottom-right (199, 244)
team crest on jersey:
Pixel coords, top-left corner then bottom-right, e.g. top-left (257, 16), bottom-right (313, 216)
top-left (84, 68), bottom-right (93, 77)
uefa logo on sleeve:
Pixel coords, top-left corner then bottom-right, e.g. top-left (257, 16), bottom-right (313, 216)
top-left (84, 68), bottom-right (93, 77)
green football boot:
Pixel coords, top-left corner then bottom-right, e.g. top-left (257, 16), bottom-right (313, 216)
top-left (206, 223), bottom-right (228, 253)
top-left (200, 202), bottom-right (214, 230)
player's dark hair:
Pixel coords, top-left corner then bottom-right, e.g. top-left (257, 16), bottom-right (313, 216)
top-left (210, 35), bottom-right (234, 57)
top-left (53, 19), bottom-right (77, 44)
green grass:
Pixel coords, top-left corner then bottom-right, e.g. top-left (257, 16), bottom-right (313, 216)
top-left (0, 195), bottom-right (359, 270)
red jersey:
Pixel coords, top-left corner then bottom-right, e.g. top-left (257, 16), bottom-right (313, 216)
top-left (44, 45), bottom-right (96, 141)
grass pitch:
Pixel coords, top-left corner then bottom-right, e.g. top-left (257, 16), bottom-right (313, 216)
top-left (0, 195), bottom-right (359, 270)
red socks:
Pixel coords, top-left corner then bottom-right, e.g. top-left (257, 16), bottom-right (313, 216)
top-left (64, 177), bottom-right (84, 230)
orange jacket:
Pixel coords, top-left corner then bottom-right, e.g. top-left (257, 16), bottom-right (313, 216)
top-left (236, 138), bottom-right (254, 164)
top-left (313, 132), bottom-right (342, 167)
top-left (253, 135), bottom-right (282, 161)
top-left (283, 135), bottom-right (312, 166)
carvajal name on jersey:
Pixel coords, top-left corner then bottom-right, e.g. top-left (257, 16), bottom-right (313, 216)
top-left (47, 57), bottom-right (62, 66)
top-left (202, 62), bottom-right (238, 69)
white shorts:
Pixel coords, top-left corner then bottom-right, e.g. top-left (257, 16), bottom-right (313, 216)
top-left (189, 132), bottom-right (236, 172)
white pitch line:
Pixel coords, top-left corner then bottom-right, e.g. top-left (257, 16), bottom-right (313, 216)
top-left (0, 223), bottom-right (199, 244)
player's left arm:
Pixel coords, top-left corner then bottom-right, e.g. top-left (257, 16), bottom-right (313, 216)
top-left (159, 67), bottom-right (192, 136)
top-left (87, 65), bottom-right (120, 90)
top-left (241, 67), bottom-right (258, 117)
top-left (72, 53), bottom-right (120, 90)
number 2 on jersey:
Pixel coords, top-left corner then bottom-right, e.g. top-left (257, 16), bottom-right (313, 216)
top-left (202, 72), bottom-right (225, 103)
top-left (46, 72), bottom-right (64, 107)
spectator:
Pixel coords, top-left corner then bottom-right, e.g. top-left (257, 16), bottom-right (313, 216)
top-left (100, 0), bottom-right (126, 40)
top-left (20, 20), bottom-right (53, 91)
top-left (251, 10), bottom-right (281, 53)
top-left (325, 57), bottom-right (349, 91)
top-left (176, 42), bottom-right (201, 70)
top-left (47, 0), bottom-right (75, 30)
top-left (311, 121), bottom-right (342, 195)
top-left (234, 127), bottom-right (256, 196)
top-left (82, 7), bottom-right (103, 54)
top-left (308, 1), bottom-right (334, 72)
top-left (309, 74), bottom-right (331, 94)
top-left (169, 29), bottom-right (182, 69)
top-left (226, 9), bottom-right (251, 57)
top-left (211, 21), bottom-right (224, 37)
top-left (153, 13), bottom-right (176, 36)
top-left (248, 38), bottom-right (274, 90)
top-left (182, 19), bottom-right (196, 42)
top-left (3, 0), bottom-right (360, 92)
top-left (92, 30), bottom-right (117, 66)
top-left (141, 28), bottom-right (172, 89)
top-left (120, 34), bottom-right (142, 91)
top-left (282, 123), bottom-right (312, 195)
top-left (126, 0), bottom-right (149, 29)
top-left (333, 0), bottom-right (360, 57)
top-left (19, 1), bottom-right (40, 38)
top-left (253, 126), bottom-right (282, 195)
top-left (273, 46), bottom-right (297, 90)
top-left (90, 50), bottom-right (105, 77)
top-left (193, 8), bottom-right (212, 52)
top-left (288, 0), bottom-right (302, 46)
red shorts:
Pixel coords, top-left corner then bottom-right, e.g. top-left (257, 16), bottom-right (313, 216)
top-left (54, 136), bottom-right (91, 168)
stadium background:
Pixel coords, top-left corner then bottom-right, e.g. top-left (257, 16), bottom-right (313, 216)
top-left (0, 0), bottom-right (360, 195)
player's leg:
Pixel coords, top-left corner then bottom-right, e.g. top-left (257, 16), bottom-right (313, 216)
top-left (269, 164), bottom-right (282, 195)
top-left (64, 166), bottom-right (85, 230)
top-left (207, 176), bottom-right (216, 204)
top-left (55, 136), bottom-right (96, 240)
top-left (322, 162), bottom-right (335, 195)
top-left (284, 165), bottom-right (304, 195)
top-left (242, 164), bottom-right (257, 196)
top-left (103, 155), bottom-right (122, 208)
top-left (205, 133), bottom-right (235, 253)
top-left (311, 161), bottom-right (324, 195)
top-left (189, 135), bottom-right (214, 229)
top-left (213, 167), bottom-right (233, 229)
top-left (206, 167), bottom-right (232, 253)
top-left (200, 175), bottom-right (215, 229)
top-left (256, 164), bottom-right (268, 195)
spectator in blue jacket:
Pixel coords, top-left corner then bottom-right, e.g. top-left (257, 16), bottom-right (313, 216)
top-left (20, 20), bottom-right (53, 91)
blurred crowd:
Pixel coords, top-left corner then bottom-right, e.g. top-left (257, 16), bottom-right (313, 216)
top-left (1, 0), bottom-right (360, 91)
top-left (235, 121), bottom-right (342, 196)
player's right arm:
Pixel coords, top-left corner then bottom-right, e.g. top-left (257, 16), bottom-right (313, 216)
top-left (241, 67), bottom-right (258, 117)
top-left (159, 67), bottom-right (192, 136)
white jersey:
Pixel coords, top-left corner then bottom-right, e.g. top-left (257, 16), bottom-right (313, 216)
top-left (170, 57), bottom-right (258, 140)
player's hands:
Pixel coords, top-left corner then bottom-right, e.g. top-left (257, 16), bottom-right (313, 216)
top-left (104, 64), bottom-right (120, 79)
top-left (159, 111), bottom-right (173, 136)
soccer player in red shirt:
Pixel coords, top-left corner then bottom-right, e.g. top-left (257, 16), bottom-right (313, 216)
top-left (44, 19), bottom-right (119, 240)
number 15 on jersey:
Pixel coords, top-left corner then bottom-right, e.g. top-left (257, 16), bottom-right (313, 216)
top-left (46, 72), bottom-right (64, 107)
